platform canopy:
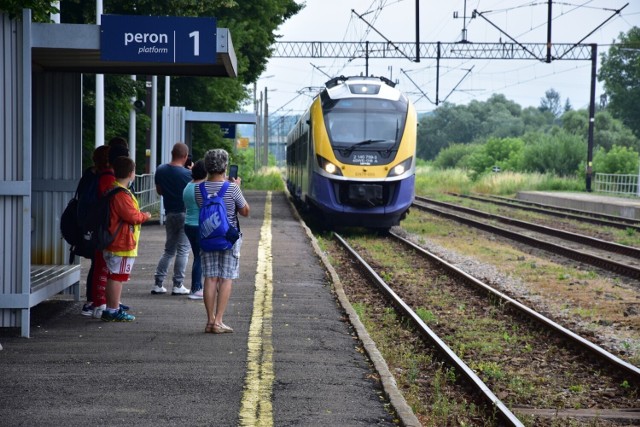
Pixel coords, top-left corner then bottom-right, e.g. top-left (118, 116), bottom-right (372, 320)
top-left (30, 22), bottom-right (237, 77)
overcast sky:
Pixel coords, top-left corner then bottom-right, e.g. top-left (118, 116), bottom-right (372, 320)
top-left (254, 0), bottom-right (639, 116)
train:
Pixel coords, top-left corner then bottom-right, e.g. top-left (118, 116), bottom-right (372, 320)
top-left (286, 75), bottom-right (417, 230)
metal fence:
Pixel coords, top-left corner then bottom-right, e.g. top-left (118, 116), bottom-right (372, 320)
top-left (133, 173), bottom-right (160, 213)
top-left (594, 173), bottom-right (639, 196)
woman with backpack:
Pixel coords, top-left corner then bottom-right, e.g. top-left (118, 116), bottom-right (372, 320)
top-left (194, 149), bottom-right (249, 334)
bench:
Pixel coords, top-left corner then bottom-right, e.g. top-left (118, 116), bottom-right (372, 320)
top-left (0, 264), bottom-right (81, 338)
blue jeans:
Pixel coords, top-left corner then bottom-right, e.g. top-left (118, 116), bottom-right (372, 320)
top-left (154, 212), bottom-right (190, 287)
top-left (184, 224), bottom-right (202, 292)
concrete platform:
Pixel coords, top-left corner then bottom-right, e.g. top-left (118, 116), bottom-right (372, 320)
top-left (517, 191), bottom-right (640, 220)
top-left (0, 190), bottom-right (418, 427)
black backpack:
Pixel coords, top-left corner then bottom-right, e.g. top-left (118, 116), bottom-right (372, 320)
top-left (60, 168), bottom-right (115, 261)
top-left (60, 168), bottom-right (96, 260)
top-left (81, 186), bottom-right (128, 254)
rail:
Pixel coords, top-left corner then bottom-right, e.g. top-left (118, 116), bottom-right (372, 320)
top-left (133, 173), bottom-right (160, 214)
top-left (594, 173), bottom-right (639, 197)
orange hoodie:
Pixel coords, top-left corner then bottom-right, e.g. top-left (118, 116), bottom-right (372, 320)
top-left (106, 184), bottom-right (148, 255)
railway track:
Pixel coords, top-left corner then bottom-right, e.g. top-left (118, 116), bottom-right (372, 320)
top-left (412, 196), bottom-right (640, 280)
top-left (485, 193), bottom-right (640, 227)
top-left (331, 231), bottom-right (640, 425)
top-left (447, 192), bottom-right (640, 233)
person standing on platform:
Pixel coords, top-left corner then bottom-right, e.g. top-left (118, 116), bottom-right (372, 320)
top-left (79, 144), bottom-right (111, 317)
top-left (81, 138), bottom-right (131, 318)
top-left (101, 156), bottom-right (152, 321)
top-left (151, 142), bottom-right (192, 295)
top-left (195, 149), bottom-right (249, 334)
top-left (182, 159), bottom-right (207, 300)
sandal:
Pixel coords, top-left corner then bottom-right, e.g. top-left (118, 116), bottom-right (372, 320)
top-left (204, 323), bottom-right (215, 333)
top-left (213, 323), bottom-right (233, 334)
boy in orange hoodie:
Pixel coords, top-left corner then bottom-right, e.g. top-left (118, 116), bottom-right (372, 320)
top-left (101, 156), bottom-right (152, 322)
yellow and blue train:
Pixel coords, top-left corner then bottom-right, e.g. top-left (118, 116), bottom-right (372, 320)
top-left (286, 75), bottom-right (417, 229)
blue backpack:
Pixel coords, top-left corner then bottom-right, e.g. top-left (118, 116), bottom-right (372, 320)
top-left (199, 181), bottom-right (239, 251)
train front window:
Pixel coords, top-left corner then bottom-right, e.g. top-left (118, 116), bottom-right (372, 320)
top-left (324, 98), bottom-right (407, 150)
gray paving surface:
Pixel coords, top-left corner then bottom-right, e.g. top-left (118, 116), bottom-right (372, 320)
top-left (0, 191), bottom-right (398, 426)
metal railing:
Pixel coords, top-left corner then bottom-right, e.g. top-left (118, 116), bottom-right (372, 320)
top-left (594, 173), bottom-right (639, 196)
top-left (133, 173), bottom-right (160, 213)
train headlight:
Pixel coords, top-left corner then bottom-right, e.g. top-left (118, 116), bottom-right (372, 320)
top-left (316, 155), bottom-right (343, 176)
top-left (388, 157), bottom-right (412, 177)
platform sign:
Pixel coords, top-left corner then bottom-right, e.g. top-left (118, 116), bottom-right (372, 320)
top-left (220, 123), bottom-right (236, 139)
top-left (101, 15), bottom-right (217, 64)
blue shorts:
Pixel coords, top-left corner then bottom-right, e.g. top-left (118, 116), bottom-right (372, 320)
top-left (201, 237), bottom-right (242, 279)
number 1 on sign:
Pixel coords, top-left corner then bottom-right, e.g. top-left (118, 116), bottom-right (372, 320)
top-left (189, 31), bottom-right (200, 56)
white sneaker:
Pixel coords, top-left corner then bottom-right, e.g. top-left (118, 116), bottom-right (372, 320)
top-left (92, 304), bottom-right (106, 319)
top-left (188, 289), bottom-right (204, 300)
top-left (151, 285), bottom-right (167, 294)
top-left (171, 285), bottom-right (190, 295)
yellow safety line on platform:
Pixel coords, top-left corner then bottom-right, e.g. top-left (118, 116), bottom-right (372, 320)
top-left (240, 192), bottom-right (274, 426)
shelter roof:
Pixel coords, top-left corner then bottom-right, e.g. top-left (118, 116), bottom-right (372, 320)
top-left (30, 22), bottom-right (237, 77)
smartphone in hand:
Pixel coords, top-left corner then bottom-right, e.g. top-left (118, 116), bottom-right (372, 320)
top-left (228, 164), bottom-right (238, 180)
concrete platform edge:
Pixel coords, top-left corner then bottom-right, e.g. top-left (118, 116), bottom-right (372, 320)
top-left (284, 190), bottom-right (422, 427)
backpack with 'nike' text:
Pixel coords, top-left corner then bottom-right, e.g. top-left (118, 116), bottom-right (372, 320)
top-left (198, 181), bottom-right (239, 251)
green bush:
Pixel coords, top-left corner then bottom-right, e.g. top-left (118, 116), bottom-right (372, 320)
top-left (593, 145), bottom-right (639, 174)
top-left (432, 143), bottom-right (482, 169)
top-left (520, 131), bottom-right (586, 176)
top-left (467, 137), bottom-right (525, 177)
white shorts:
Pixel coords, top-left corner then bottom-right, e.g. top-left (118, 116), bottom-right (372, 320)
top-left (103, 251), bottom-right (136, 281)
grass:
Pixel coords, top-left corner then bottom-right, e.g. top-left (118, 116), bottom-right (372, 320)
top-left (349, 299), bottom-right (485, 426)
top-left (243, 166), bottom-right (285, 191)
top-left (401, 208), bottom-right (640, 367)
top-left (415, 166), bottom-right (585, 196)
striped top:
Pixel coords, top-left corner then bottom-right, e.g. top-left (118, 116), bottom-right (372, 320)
top-left (194, 181), bottom-right (246, 229)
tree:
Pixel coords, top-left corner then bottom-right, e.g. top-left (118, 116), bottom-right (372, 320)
top-left (417, 103), bottom-right (481, 160)
top-left (561, 109), bottom-right (640, 152)
top-left (539, 88), bottom-right (562, 118)
top-left (598, 27), bottom-right (640, 138)
top-left (58, 0), bottom-right (302, 167)
top-left (0, 0), bottom-right (58, 22)
top-left (61, 0), bottom-right (302, 85)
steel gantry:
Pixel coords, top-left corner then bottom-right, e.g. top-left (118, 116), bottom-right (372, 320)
top-left (272, 41), bottom-right (593, 62)
top-left (272, 40), bottom-right (598, 191)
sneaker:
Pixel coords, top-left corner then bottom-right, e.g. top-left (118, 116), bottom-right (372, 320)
top-left (171, 285), bottom-right (190, 295)
top-left (119, 303), bottom-right (130, 311)
top-left (81, 303), bottom-right (94, 317)
top-left (188, 289), bottom-right (204, 300)
top-left (151, 285), bottom-right (167, 294)
top-left (92, 304), bottom-right (106, 319)
top-left (101, 308), bottom-right (135, 322)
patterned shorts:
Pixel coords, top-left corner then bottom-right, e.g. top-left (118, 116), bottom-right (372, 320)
top-left (201, 237), bottom-right (242, 279)
top-left (103, 251), bottom-right (136, 282)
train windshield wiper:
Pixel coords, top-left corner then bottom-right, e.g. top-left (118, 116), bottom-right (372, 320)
top-left (344, 139), bottom-right (388, 154)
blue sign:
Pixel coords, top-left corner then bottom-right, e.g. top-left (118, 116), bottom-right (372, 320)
top-left (101, 15), bottom-right (217, 64)
top-left (220, 123), bottom-right (236, 139)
